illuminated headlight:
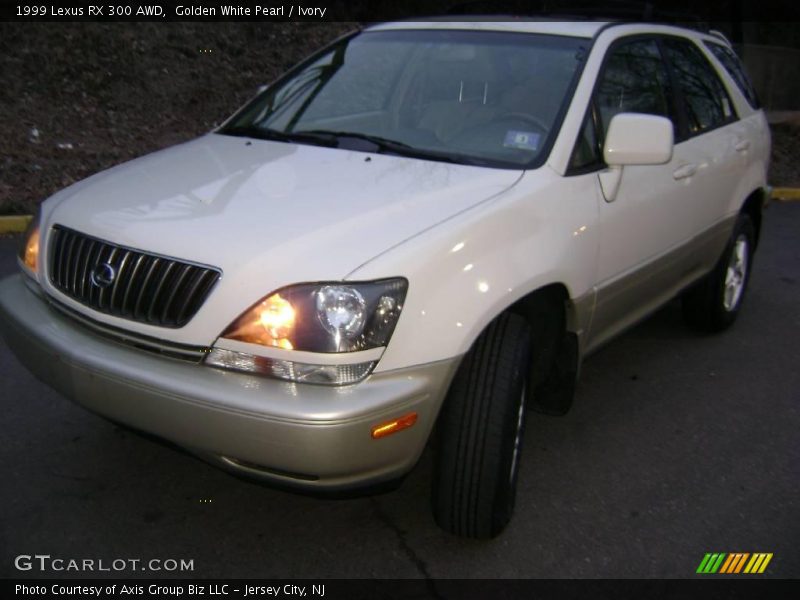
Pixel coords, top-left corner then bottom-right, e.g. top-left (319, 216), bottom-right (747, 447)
top-left (316, 285), bottom-right (367, 343)
top-left (18, 211), bottom-right (41, 277)
top-left (206, 278), bottom-right (407, 384)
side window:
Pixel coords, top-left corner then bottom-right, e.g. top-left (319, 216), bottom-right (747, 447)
top-left (663, 39), bottom-right (736, 136)
top-left (569, 38), bottom-right (673, 172)
top-left (704, 41), bottom-right (761, 109)
top-left (594, 39), bottom-right (674, 139)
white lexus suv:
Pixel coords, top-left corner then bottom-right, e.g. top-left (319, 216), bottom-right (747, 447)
top-left (0, 20), bottom-right (770, 538)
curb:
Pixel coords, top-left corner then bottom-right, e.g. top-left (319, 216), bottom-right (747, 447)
top-left (0, 215), bottom-right (33, 234)
top-left (771, 187), bottom-right (800, 202)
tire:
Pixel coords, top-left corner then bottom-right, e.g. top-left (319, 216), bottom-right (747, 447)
top-left (432, 312), bottom-right (532, 539)
top-left (683, 214), bottom-right (756, 332)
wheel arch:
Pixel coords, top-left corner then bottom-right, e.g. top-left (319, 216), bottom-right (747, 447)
top-left (509, 283), bottom-right (570, 387)
top-left (443, 281), bottom-right (582, 416)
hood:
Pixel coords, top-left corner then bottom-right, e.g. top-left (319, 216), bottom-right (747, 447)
top-left (42, 133), bottom-right (522, 342)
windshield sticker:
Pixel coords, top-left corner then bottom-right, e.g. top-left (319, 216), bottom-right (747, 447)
top-left (503, 130), bottom-right (540, 151)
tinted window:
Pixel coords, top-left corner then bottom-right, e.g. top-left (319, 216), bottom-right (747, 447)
top-left (704, 41), bottom-right (760, 109)
top-left (663, 39), bottom-right (736, 135)
top-left (594, 39), bottom-right (675, 139)
top-left (570, 38), bottom-right (675, 171)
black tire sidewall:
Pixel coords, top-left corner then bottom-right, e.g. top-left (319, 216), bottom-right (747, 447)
top-left (682, 214), bottom-right (756, 332)
top-left (712, 215), bottom-right (755, 326)
top-left (432, 312), bottom-right (532, 538)
top-left (491, 371), bottom-right (529, 533)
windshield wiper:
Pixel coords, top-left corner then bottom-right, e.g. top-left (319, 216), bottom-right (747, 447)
top-left (298, 129), bottom-right (490, 165)
top-left (223, 126), bottom-right (494, 167)
top-left (220, 125), bottom-right (337, 147)
top-left (236, 126), bottom-right (439, 160)
top-left (299, 130), bottom-right (414, 150)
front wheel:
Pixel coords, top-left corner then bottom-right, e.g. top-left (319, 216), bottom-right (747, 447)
top-left (432, 312), bottom-right (532, 539)
top-left (683, 214), bottom-right (756, 332)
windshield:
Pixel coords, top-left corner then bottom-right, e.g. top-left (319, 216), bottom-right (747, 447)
top-left (220, 29), bottom-right (588, 168)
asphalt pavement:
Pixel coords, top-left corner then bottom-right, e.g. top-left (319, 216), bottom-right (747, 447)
top-left (0, 203), bottom-right (798, 580)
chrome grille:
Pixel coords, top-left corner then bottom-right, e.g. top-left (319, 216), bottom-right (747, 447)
top-left (48, 226), bottom-right (221, 328)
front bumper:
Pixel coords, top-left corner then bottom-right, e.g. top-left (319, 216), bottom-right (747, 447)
top-left (0, 274), bottom-right (458, 491)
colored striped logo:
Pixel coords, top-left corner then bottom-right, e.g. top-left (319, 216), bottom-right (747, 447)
top-left (696, 553), bottom-right (773, 574)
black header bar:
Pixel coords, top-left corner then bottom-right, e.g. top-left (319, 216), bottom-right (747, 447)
top-left (2, 0), bottom-right (800, 23)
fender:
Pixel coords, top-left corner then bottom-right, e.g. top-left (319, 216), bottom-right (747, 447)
top-left (348, 166), bottom-right (602, 373)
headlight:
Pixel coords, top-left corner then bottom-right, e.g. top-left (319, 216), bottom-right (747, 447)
top-left (18, 212), bottom-right (40, 276)
top-left (205, 279), bottom-right (407, 385)
top-left (316, 285), bottom-right (367, 343)
top-left (217, 279), bottom-right (407, 353)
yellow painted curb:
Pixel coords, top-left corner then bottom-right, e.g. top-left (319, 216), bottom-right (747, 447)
top-left (771, 188), bottom-right (800, 202)
top-left (0, 215), bottom-right (33, 233)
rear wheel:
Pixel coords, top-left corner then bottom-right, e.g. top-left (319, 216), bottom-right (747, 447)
top-left (432, 312), bottom-right (532, 538)
top-left (683, 214), bottom-right (755, 332)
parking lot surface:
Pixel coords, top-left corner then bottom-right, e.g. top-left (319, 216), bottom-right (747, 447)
top-left (1, 203), bottom-right (798, 579)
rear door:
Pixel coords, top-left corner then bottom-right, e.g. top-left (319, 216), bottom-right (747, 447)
top-left (659, 37), bottom-right (743, 240)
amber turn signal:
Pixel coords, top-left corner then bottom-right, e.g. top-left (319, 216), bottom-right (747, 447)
top-left (222, 292), bottom-right (296, 350)
top-left (371, 412), bottom-right (418, 439)
top-left (19, 216), bottom-right (40, 273)
top-left (23, 227), bottom-right (39, 271)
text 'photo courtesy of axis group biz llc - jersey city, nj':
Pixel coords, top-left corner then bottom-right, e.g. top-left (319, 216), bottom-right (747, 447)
top-left (15, 584), bottom-right (327, 597)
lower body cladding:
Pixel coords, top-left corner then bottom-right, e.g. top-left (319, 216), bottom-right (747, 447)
top-left (0, 274), bottom-right (459, 491)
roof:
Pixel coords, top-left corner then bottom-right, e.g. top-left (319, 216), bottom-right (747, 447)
top-left (365, 20), bottom-right (611, 39)
top-left (364, 20), bottom-right (729, 48)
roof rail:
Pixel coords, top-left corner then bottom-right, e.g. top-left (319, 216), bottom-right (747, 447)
top-left (708, 29), bottom-right (733, 46)
top-left (445, 0), bottom-right (706, 22)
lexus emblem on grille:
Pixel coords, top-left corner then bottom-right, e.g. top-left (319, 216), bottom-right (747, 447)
top-left (90, 262), bottom-right (116, 288)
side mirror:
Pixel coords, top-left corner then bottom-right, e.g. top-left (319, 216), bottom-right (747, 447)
top-left (603, 113), bottom-right (674, 166)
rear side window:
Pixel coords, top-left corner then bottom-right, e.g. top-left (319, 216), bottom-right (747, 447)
top-left (704, 41), bottom-right (761, 109)
top-left (663, 39), bottom-right (736, 136)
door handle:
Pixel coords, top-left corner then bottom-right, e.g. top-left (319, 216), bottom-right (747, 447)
top-left (673, 164), bottom-right (697, 180)
top-left (735, 139), bottom-right (751, 152)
